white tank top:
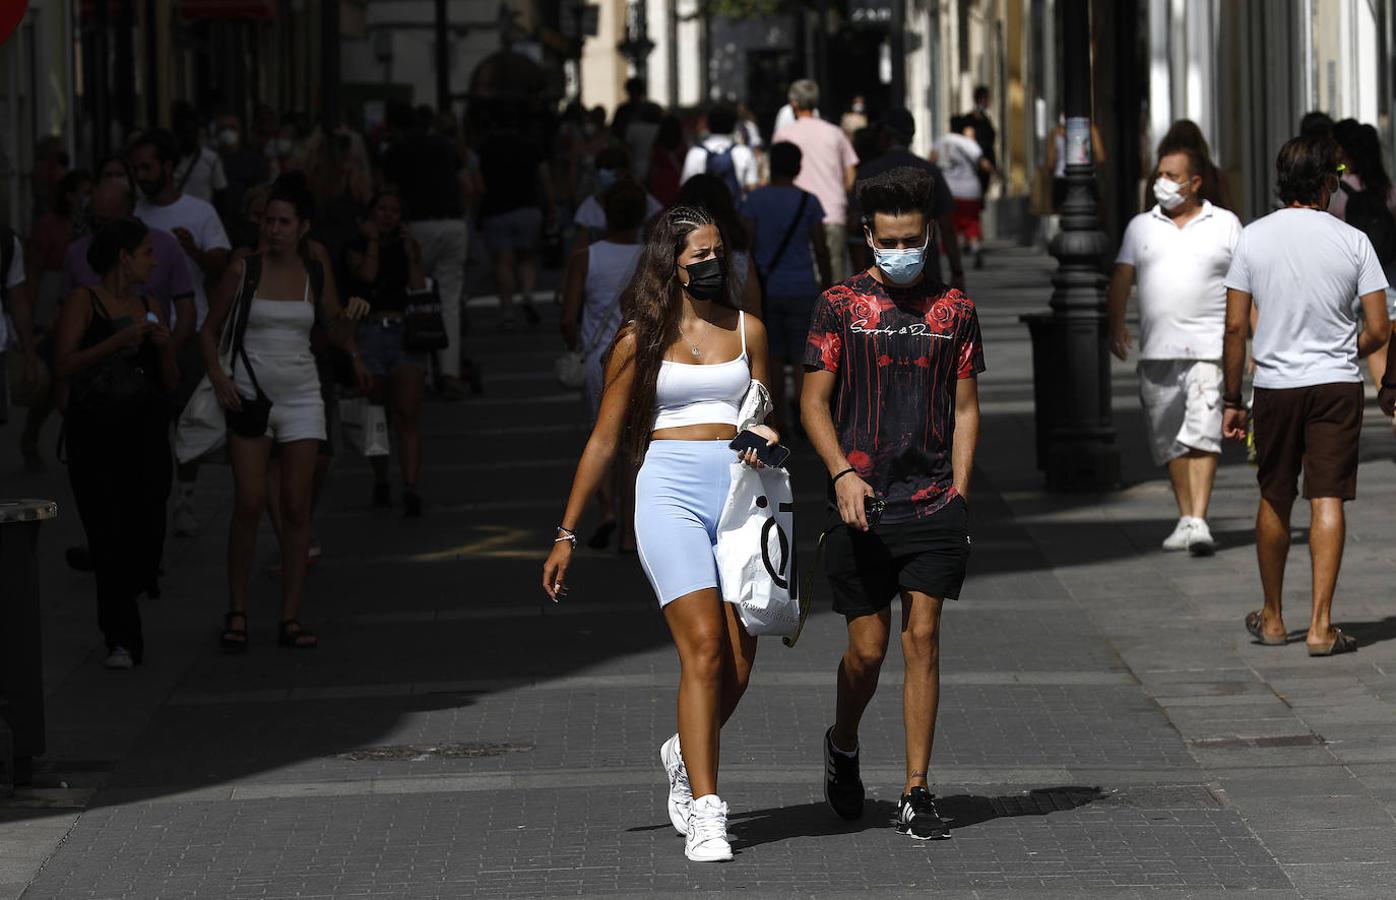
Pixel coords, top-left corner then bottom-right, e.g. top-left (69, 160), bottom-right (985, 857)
top-left (652, 310), bottom-right (750, 430)
top-left (580, 241), bottom-right (642, 354)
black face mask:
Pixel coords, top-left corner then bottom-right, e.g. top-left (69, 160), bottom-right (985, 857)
top-left (680, 257), bottom-right (726, 302)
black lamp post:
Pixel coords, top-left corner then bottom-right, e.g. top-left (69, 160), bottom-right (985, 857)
top-left (1038, 0), bottom-right (1119, 490)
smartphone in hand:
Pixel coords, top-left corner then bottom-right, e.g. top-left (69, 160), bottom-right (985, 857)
top-left (728, 430), bottom-right (792, 469)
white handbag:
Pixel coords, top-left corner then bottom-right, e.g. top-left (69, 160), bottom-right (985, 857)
top-left (339, 397), bottom-right (390, 457)
top-left (714, 461), bottom-right (800, 637)
top-left (175, 259), bottom-right (257, 464)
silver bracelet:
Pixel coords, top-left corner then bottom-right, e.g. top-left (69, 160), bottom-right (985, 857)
top-left (554, 527), bottom-right (576, 549)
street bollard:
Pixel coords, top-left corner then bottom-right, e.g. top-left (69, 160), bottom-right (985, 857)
top-left (0, 498), bottom-right (57, 794)
top-left (1021, 312), bottom-right (1066, 472)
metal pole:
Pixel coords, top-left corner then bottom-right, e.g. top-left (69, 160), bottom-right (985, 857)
top-left (889, 0), bottom-right (906, 110)
top-left (320, 0), bottom-right (340, 128)
top-left (434, 0), bottom-right (449, 111)
top-left (1042, 0), bottom-right (1119, 490)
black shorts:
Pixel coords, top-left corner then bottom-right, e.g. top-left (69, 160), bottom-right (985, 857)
top-left (1252, 383), bottom-right (1362, 503)
top-left (822, 496), bottom-right (971, 617)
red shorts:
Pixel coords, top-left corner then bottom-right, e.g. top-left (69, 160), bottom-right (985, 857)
top-left (952, 199), bottom-right (983, 241)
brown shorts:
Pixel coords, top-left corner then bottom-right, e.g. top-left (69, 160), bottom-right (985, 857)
top-left (1252, 382), bottom-right (1363, 503)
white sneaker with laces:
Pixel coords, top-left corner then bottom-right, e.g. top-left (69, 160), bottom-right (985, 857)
top-left (1162, 517), bottom-right (1194, 552)
top-left (1187, 518), bottom-right (1216, 556)
top-left (173, 491), bottom-right (199, 537)
top-left (102, 647), bottom-right (134, 670)
top-left (685, 794), bottom-right (733, 862)
top-left (659, 734), bottom-right (692, 836)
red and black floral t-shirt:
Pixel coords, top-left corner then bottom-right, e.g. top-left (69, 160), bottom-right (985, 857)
top-left (804, 272), bottom-right (986, 524)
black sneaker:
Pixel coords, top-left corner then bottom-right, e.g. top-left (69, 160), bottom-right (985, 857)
top-left (403, 489), bottom-right (422, 519)
top-left (372, 482), bottom-right (391, 509)
top-left (895, 786), bottom-right (950, 840)
top-left (823, 726), bottom-right (865, 820)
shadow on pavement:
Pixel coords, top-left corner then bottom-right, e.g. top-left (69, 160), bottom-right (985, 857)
top-left (1342, 615), bottom-right (1396, 648)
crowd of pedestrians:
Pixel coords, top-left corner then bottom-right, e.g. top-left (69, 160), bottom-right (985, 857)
top-left (4, 75), bottom-right (1394, 867)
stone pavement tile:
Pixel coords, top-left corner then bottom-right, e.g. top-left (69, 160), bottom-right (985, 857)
top-left (1282, 864), bottom-right (1396, 900)
top-left (1235, 794), bottom-right (1396, 831)
top-left (1253, 827), bottom-right (1396, 865)
top-left (1214, 766), bottom-right (1367, 801)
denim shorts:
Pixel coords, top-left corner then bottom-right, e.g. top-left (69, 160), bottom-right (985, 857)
top-left (481, 207), bottom-right (543, 253)
top-left (357, 320), bottom-right (429, 377)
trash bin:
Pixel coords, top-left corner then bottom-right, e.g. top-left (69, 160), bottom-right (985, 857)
top-left (0, 498), bottom-right (57, 793)
top-left (1021, 313), bottom-right (1066, 472)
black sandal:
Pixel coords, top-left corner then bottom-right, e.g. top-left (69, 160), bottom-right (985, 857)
top-left (221, 611), bottom-right (249, 653)
top-left (278, 619), bottom-right (319, 649)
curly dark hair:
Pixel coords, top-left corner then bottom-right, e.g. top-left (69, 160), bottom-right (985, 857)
top-left (857, 166), bottom-right (936, 228)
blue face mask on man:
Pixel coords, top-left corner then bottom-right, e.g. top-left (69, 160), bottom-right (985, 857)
top-left (597, 168), bottom-right (618, 190)
top-left (867, 228), bottom-right (930, 285)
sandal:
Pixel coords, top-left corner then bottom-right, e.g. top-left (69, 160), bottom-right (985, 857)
top-left (278, 619), bottom-right (319, 649)
top-left (221, 611), bottom-right (249, 653)
top-left (1245, 610), bottom-right (1288, 646)
top-left (1308, 627), bottom-right (1358, 657)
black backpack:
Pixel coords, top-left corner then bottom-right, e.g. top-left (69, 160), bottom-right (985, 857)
top-left (1340, 182), bottom-right (1396, 266)
top-left (704, 146), bottom-right (743, 200)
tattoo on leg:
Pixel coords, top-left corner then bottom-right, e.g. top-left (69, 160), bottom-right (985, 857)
top-left (910, 771), bottom-right (927, 779)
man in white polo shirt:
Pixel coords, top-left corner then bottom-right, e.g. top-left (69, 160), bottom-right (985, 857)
top-left (1108, 146), bottom-right (1242, 555)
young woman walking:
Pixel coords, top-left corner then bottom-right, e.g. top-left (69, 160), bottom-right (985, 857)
top-left (542, 205), bottom-right (777, 862)
top-left (201, 173), bottom-right (370, 651)
top-left (54, 219), bottom-right (179, 668)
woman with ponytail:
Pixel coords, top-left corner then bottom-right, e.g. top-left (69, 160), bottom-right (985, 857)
top-left (541, 205), bottom-right (778, 862)
top-left (200, 172), bottom-right (370, 652)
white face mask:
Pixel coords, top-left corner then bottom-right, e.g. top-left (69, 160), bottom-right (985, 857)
top-left (1153, 176), bottom-right (1189, 211)
top-left (217, 129), bottom-right (240, 149)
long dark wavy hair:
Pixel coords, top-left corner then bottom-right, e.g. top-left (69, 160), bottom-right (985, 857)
top-left (617, 204), bottom-right (734, 465)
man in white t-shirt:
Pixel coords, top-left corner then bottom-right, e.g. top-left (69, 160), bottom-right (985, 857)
top-left (679, 103), bottom-right (760, 197)
top-left (935, 116), bottom-right (991, 268)
top-left (1222, 135), bottom-right (1390, 657)
top-left (1109, 147), bottom-right (1242, 555)
top-left (130, 128), bottom-right (232, 537)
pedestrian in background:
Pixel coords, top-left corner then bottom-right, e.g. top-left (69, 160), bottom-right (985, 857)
top-left (54, 219), bottom-right (178, 669)
top-left (741, 141), bottom-right (831, 434)
top-left (130, 127), bottom-right (232, 538)
top-left (1328, 119), bottom-right (1396, 388)
top-left (380, 100), bottom-right (472, 392)
top-left (802, 166), bottom-right (983, 840)
top-left (1144, 120), bottom-right (1234, 211)
top-left (650, 115), bottom-right (689, 209)
top-left (347, 189), bottom-right (429, 517)
top-left (1110, 145), bottom-right (1241, 555)
top-left (840, 95), bottom-right (869, 139)
top-left (681, 103), bottom-right (760, 200)
top-left (936, 115), bottom-right (990, 269)
top-left (475, 105), bottom-right (555, 332)
top-left (1223, 135), bottom-right (1390, 656)
top-left (774, 79), bottom-right (860, 283)
top-left (543, 205), bottom-right (779, 863)
top-left (558, 181), bottom-right (646, 550)
top-left (201, 174), bottom-right (370, 653)
top-left (172, 102), bottom-right (229, 206)
top-left (964, 85), bottom-right (998, 199)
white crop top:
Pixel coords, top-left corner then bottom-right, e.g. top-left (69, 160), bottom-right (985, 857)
top-left (652, 311), bottom-right (750, 430)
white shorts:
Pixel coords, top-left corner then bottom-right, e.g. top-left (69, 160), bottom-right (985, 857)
top-left (1137, 359), bottom-right (1223, 466)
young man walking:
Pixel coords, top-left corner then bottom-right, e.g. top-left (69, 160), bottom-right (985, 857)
top-left (802, 166), bottom-right (983, 839)
top-left (1223, 135), bottom-right (1390, 655)
top-left (1109, 146), bottom-right (1242, 555)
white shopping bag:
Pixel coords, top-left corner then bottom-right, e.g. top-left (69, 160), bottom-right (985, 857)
top-left (715, 461), bottom-right (800, 637)
top-left (339, 398), bottom-right (390, 457)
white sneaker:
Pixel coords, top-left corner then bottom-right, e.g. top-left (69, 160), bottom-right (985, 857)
top-left (685, 794), bottom-right (733, 862)
top-left (102, 647), bottom-right (134, 670)
top-left (173, 491), bottom-right (199, 537)
top-left (659, 734), bottom-right (693, 836)
top-left (1161, 517), bottom-right (1194, 552)
top-left (1187, 519), bottom-right (1216, 556)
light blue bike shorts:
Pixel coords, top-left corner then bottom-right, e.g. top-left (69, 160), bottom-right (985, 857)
top-left (634, 440), bottom-right (735, 607)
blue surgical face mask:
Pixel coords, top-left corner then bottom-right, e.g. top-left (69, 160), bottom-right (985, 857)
top-left (868, 229), bottom-right (930, 285)
top-left (597, 168), bottom-right (617, 190)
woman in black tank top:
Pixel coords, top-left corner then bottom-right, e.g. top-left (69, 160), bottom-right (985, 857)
top-left (53, 219), bottom-right (178, 669)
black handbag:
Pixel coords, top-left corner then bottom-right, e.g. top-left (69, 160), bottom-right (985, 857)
top-left (223, 260), bottom-right (274, 437)
top-left (403, 284), bottom-right (449, 352)
top-left (68, 293), bottom-right (154, 422)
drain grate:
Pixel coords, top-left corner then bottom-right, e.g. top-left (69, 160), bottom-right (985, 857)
top-left (337, 742), bottom-right (534, 762)
top-left (988, 788), bottom-right (1103, 817)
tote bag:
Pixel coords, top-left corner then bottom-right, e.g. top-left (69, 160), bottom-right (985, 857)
top-left (714, 461), bottom-right (800, 637)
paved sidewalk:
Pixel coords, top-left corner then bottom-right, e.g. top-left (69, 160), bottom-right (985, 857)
top-left (2, 246), bottom-right (1396, 898)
